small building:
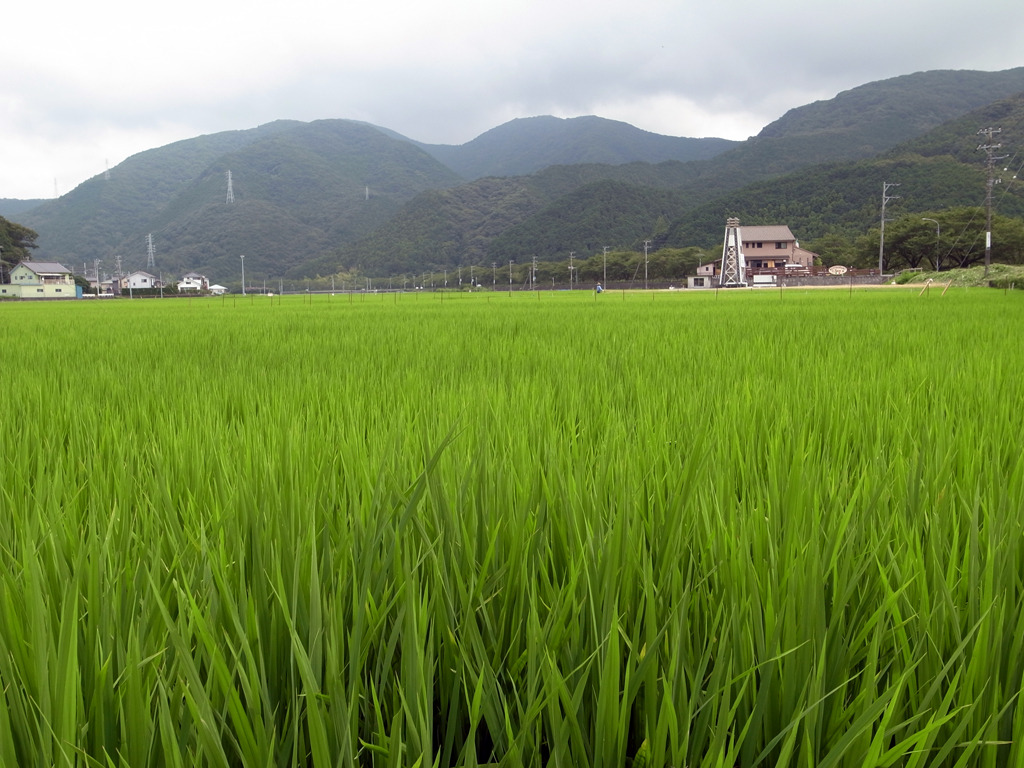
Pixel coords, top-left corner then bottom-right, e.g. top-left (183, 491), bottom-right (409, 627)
top-left (687, 275), bottom-right (713, 289)
top-left (178, 271), bottom-right (209, 292)
top-left (1, 261), bottom-right (80, 299)
top-left (121, 271), bottom-right (162, 290)
top-left (209, 284), bottom-right (228, 296)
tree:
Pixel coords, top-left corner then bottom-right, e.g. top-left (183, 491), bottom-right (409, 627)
top-left (803, 233), bottom-right (859, 268)
top-left (0, 216), bottom-right (39, 279)
top-left (856, 208), bottom-right (1024, 271)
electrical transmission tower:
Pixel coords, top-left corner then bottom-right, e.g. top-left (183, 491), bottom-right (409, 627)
top-left (226, 170), bottom-right (235, 204)
top-left (146, 234), bottom-right (156, 270)
top-left (977, 127), bottom-right (1007, 277)
top-left (719, 218), bottom-right (747, 287)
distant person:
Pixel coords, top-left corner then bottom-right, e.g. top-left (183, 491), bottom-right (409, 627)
top-left (595, 283), bottom-right (603, 294)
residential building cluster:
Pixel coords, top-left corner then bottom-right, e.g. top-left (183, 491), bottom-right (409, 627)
top-left (0, 262), bottom-right (226, 299)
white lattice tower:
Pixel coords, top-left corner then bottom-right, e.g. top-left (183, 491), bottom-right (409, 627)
top-left (719, 217), bottom-right (747, 287)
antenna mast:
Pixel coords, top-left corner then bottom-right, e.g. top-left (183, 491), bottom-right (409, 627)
top-left (226, 170), bottom-right (235, 204)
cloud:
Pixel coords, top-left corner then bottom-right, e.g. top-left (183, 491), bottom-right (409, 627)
top-left (2, 0), bottom-right (1023, 198)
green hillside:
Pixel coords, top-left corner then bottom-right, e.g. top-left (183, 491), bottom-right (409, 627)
top-left (23, 121), bottom-right (462, 279)
top-left (20, 122), bottom-right (303, 267)
top-left (660, 91), bottom-right (1024, 258)
top-left (486, 180), bottom-right (686, 263)
top-left (417, 115), bottom-right (736, 179)
top-left (335, 69), bottom-right (1024, 277)
top-left (308, 163), bottom-right (709, 276)
top-left (0, 199), bottom-right (46, 218)
top-left (760, 68), bottom-right (1024, 143)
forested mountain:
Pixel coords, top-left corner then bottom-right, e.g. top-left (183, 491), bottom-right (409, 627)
top-left (20, 120), bottom-right (463, 280)
top-left (8, 67), bottom-right (1024, 283)
top-left (414, 115), bottom-right (737, 179)
top-left (0, 199), bottom-right (46, 218)
top-left (660, 91), bottom-right (1024, 253)
top-left (326, 69), bottom-right (1024, 275)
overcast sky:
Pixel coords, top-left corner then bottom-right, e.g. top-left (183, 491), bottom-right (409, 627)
top-left (2, 0), bottom-right (1023, 200)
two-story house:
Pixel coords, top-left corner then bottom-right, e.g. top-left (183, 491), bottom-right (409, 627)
top-left (740, 225), bottom-right (815, 269)
top-left (1, 261), bottom-right (79, 299)
top-left (121, 271), bottom-right (162, 291)
top-left (688, 222), bottom-right (818, 287)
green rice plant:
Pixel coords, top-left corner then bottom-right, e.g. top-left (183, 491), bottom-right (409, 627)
top-left (0, 288), bottom-right (1022, 766)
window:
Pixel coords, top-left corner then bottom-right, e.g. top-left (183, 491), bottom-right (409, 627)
top-left (775, 242), bottom-right (786, 249)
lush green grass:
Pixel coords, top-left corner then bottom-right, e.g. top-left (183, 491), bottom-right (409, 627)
top-left (893, 263), bottom-right (1024, 289)
top-left (1, 288), bottom-right (1023, 767)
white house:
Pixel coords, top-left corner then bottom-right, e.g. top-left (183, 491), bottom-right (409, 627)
top-left (1, 261), bottom-right (79, 299)
top-left (209, 284), bottom-right (228, 296)
top-left (178, 271), bottom-right (209, 291)
top-left (121, 271), bottom-right (161, 290)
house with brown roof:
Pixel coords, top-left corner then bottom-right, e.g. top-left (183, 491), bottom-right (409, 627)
top-left (687, 221), bottom-right (818, 288)
top-left (740, 225), bottom-right (815, 269)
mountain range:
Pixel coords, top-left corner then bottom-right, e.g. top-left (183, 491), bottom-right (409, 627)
top-left (5, 66), bottom-right (1024, 283)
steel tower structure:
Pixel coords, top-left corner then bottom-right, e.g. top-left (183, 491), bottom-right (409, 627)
top-left (719, 217), bottom-right (747, 287)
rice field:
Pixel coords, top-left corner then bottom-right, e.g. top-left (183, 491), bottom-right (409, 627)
top-left (1, 287), bottom-right (1023, 768)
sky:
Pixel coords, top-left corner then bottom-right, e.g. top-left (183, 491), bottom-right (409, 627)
top-left (2, 0), bottom-right (1023, 200)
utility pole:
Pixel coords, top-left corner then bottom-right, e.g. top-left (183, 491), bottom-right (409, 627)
top-left (602, 246), bottom-right (608, 285)
top-left (977, 127), bottom-right (1006, 278)
top-left (643, 240), bottom-right (651, 290)
top-left (878, 182), bottom-right (900, 276)
top-left (569, 251), bottom-right (574, 290)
